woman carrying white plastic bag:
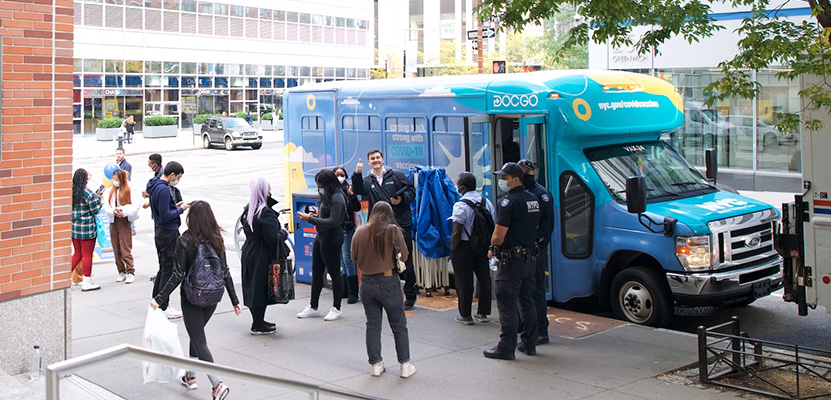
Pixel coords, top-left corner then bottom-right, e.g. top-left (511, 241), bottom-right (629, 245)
top-left (142, 305), bottom-right (185, 383)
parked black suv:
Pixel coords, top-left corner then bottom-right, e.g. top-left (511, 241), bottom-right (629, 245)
top-left (201, 117), bottom-right (262, 150)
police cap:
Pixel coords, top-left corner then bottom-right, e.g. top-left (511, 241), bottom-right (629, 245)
top-left (517, 159), bottom-right (537, 170)
top-left (494, 162), bottom-right (524, 178)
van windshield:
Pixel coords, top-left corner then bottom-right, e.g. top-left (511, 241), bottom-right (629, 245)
top-left (587, 141), bottom-right (716, 202)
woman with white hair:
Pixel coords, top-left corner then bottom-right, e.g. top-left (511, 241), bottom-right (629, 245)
top-left (240, 177), bottom-right (288, 334)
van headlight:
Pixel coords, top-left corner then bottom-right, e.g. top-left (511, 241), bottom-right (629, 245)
top-left (675, 235), bottom-right (712, 271)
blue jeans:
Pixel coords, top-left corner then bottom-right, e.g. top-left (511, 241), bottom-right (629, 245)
top-left (340, 228), bottom-right (357, 276)
top-left (361, 272), bottom-right (410, 365)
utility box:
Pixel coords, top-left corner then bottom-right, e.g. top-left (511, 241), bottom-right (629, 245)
top-left (291, 188), bottom-right (319, 284)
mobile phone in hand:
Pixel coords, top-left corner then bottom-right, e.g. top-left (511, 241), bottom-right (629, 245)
top-left (98, 184), bottom-right (105, 192)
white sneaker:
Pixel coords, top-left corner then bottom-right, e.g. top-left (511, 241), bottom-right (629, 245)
top-left (164, 307), bottom-right (182, 319)
top-left (116, 272), bottom-right (126, 282)
top-left (400, 362), bottom-right (416, 378)
top-left (296, 305), bottom-right (320, 318)
top-left (125, 274), bottom-right (135, 284)
top-left (323, 307), bottom-right (342, 321)
top-left (370, 362), bottom-right (385, 377)
top-left (80, 277), bottom-right (101, 292)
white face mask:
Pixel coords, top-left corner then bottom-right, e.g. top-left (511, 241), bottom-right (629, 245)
top-left (113, 181), bottom-right (120, 188)
top-left (498, 179), bottom-right (510, 193)
top-left (337, 176), bottom-right (346, 184)
top-left (318, 187), bottom-right (325, 196)
top-left (169, 178), bottom-right (179, 187)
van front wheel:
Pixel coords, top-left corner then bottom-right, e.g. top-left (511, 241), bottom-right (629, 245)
top-left (610, 266), bottom-right (673, 327)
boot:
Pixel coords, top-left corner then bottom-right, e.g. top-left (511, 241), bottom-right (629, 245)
top-left (81, 276), bottom-right (101, 292)
top-left (341, 274), bottom-right (350, 299)
top-left (347, 275), bottom-right (359, 304)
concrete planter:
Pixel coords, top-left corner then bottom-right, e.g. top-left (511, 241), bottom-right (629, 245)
top-left (143, 125), bottom-right (178, 138)
top-left (260, 120), bottom-right (273, 130)
top-left (95, 127), bottom-right (121, 141)
top-left (192, 123), bottom-right (203, 135)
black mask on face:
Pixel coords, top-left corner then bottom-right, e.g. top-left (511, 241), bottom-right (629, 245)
top-left (522, 174), bottom-right (536, 189)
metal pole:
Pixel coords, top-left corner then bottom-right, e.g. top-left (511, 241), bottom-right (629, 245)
top-left (477, 15), bottom-right (483, 73)
top-left (697, 325), bottom-right (708, 383)
top-left (731, 316), bottom-right (741, 370)
top-left (403, 50), bottom-right (407, 78)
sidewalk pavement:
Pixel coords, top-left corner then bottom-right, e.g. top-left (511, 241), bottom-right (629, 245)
top-left (42, 221), bottom-right (745, 400)
top-left (72, 128), bottom-right (283, 160)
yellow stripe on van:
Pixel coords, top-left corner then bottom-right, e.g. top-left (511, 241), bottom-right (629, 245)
top-left (587, 73), bottom-right (683, 112)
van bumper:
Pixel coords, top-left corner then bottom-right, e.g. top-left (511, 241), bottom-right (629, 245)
top-left (667, 256), bottom-right (784, 307)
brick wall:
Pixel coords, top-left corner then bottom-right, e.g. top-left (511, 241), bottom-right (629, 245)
top-left (0, 0), bottom-right (74, 301)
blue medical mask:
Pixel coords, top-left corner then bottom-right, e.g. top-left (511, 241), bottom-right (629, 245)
top-left (113, 181), bottom-right (120, 188)
top-left (318, 187), bottom-right (325, 196)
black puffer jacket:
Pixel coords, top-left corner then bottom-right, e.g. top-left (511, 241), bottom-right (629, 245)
top-left (351, 167), bottom-right (415, 229)
top-left (154, 233), bottom-right (239, 307)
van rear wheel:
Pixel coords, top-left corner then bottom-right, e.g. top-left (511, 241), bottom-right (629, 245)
top-left (610, 266), bottom-right (673, 327)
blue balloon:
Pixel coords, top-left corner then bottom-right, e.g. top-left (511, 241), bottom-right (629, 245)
top-left (103, 163), bottom-right (120, 180)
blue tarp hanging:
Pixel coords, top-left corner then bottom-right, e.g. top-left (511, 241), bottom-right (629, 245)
top-left (408, 166), bottom-right (460, 258)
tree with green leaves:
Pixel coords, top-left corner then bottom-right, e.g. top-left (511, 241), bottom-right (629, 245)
top-left (477, 0), bottom-right (831, 133)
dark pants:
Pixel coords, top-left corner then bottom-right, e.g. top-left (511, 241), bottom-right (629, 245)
top-left (533, 246), bottom-right (550, 336)
top-left (152, 226), bottom-right (179, 311)
top-left (495, 257), bottom-right (537, 353)
top-left (451, 241), bottom-right (491, 317)
top-left (249, 305), bottom-right (267, 328)
top-left (361, 272), bottom-right (410, 365)
top-left (180, 295), bottom-right (221, 388)
top-left (311, 232), bottom-right (344, 310)
top-left (400, 228), bottom-right (417, 302)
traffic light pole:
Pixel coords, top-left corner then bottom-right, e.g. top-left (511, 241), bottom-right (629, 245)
top-left (477, 17), bottom-right (483, 73)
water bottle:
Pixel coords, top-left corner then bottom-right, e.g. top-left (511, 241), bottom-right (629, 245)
top-left (30, 345), bottom-right (42, 380)
top-left (489, 257), bottom-right (498, 271)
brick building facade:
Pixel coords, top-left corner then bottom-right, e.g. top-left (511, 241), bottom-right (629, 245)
top-left (0, 0), bottom-right (75, 374)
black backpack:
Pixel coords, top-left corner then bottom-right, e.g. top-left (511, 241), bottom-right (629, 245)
top-left (183, 241), bottom-right (225, 307)
top-left (461, 198), bottom-right (495, 254)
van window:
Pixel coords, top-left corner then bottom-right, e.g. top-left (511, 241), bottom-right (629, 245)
top-left (384, 116), bottom-right (427, 169)
top-left (432, 116), bottom-right (466, 182)
top-left (560, 172), bottom-right (593, 259)
top-left (301, 115), bottom-right (325, 171)
top-left (341, 114), bottom-right (381, 172)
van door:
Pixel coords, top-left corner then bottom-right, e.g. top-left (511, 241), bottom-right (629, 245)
top-left (519, 115), bottom-right (553, 300)
top-left (465, 116), bottom-right (493, 199)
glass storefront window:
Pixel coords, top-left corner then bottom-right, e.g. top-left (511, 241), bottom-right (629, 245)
top-left (182, 76), bottom-right (197, 87)
top-left (74, 90), bottom-right (81, 103)
top-left (325, 16), bottom-right (334, 26)
top-left (230, 5), bottom-right (243, 17)
top-left (163, 62), bottom-right (180, 74)
top-left (104, 75), bottom-right (123, 87)
top-left (125, 60), bottom-right (142, 73)
top-left (259, 78), bottom-right (271, 87)
top-left (215, 77), bottom-right (228, 87)
top-left (198, 76), bottom-right (213, 87)
top-left (125, 75), bottom-right (142, 87)
top-left (106, 60), bottom-right (123, 73)
top-left (74, 104), bottom-right (81, 118)
top-left (245, 64), bottom-right (257, 75)
top-left (346, 68), bottom-right (356, 78)
top-left (312, 15), bottom-right (323, 25)
top-left (214, 3), bottom-right (226, 15)
top-left (230, 89), bottom-right (243, 100)
top-left (228, 64), bottom-right (242, 75)
top-left (247, 78), bottom-right (258, 88)
top-left (358, 69), bottom-right (367, 78)
top-left (287, 11), bottom-right (298, 22)
top-left (199, 2), bottom-right (212, 14)
top-left (274, 10), bottom-right (284, 21)
top-left (181, 0), bottom-right (196, 12)
top-left (246, 7), bottom-right (257, 18)
top-left (74, 75), bottom-right (81, 86)
top-left (164, 89), bottom-right (179, 101)
top-left (274, 78), bottom-right (285, 88)
top-left (146, 0), bottom-right (162, 8)
top-left (325, 67), bottom-right (335, 77)
top-left (146, 89), bottom-right (162, 102)
top-left (74, 59), bottom-right (82, 72)
top-left (164, 0), bottom-right (179, 10)
top-left (313, 67), bottom-right (324, 77)
top-left (336, 17), bottom-right (346, 27)
top-left (164, 104), bottom-right (179, 115)
top-left (286, 66), bottom-right (296, 76)
top-left (215, 63), bottom-right (226, 74)
top-left (756, 70), bottom-right (800, 172)
top-left (299, 66), bottom-right (310, 76)
top-left (182, 62), bottom-right (196, 74)
top-left (246, 89), bottom-right (257, 100)
top-left (230, 77), bottom-right (245, 87)
top-left (274, 66), bottom-right (285, 76)
top-left (335, 68), bottom-right (345, 77)
top-left (198, 62), bottom-right (213, 74)
top-left (84, 59), bottom-right (103, 72)
top-left (287, 78), bottom-right (298, 87)
top-left (164, 76), bottom-right (180, 87)
top-left (347, 18), bottom-right (355, 28)
top-left (145, 61), bottom-right (161, 73)
top-left (84, 75), bottom-right (103, 86)
top-left (260, 8), bottom-right (271, 19)
top-left (146, 75), bottom-right (162, 86)
top-left (299, 13), bottom-right (311, 24)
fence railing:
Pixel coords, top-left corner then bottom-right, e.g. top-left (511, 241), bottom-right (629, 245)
top-left (698, 316), bottom-right (831, 399)
top-left (47, 343), bottom-right (383, 400)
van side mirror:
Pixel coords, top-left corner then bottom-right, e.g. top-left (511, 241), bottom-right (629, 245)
top-left (705, 148), bottom-right (717, 182)
top-left (626, 176), bottom-right (676, 236)
top-left (626, 176), bottom-right (647, 214)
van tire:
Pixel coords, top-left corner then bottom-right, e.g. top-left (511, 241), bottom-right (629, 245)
top-left (610, 266), bottom-right (673, 327)
top-left (251, 144), bottom-right (262, 150)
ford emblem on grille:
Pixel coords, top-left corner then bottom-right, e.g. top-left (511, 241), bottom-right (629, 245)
top-left (745, 235), bottom-right (761, 248)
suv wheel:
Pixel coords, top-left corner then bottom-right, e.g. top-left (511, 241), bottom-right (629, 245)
top-left (202, 135), bottom-right (211, 149)
top-left (224, 136), bottom-right (235, 151)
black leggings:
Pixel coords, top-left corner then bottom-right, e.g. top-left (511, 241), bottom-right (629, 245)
top-left (310, 232), bottom-right (344, 310)
top-left (249, 304), bottom-right (266, 327)
top-left (180, 295), bottom-right (221, 388)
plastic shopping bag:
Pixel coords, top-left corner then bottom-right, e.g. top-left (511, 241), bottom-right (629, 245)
top-left (142, 306), bottom-right (185, 383)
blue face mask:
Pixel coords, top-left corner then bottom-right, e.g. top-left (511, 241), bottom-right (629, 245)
top-left (113, 181), bottom-right (120, 188)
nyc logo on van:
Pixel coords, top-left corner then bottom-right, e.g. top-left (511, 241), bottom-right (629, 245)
top-left (493, 94), bottom-right (539, 108)
top-left (695, 198), bottom-right (750, 212)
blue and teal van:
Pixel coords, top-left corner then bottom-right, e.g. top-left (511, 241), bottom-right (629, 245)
top-left (282, 70), bottom-right (783, 326)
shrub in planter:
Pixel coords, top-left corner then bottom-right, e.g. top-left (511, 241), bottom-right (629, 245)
top-left (143, 116), bottom-right (178, 126)
top-left (233, 111), bottom-right (258, 121)
top-left (193, 113), bottom-right (218, 124)
top-left (97, 117), bottom-right (124, 128)
top-left (278, 109), bottom-right (283, 120)
top-left (262, 112), bottom-right (272, 120)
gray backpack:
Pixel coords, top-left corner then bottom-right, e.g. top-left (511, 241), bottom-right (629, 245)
top-left (183, 241), bottom-right (225, 307)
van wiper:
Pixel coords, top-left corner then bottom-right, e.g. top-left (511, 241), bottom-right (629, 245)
top-left (672, 181), bottom-right (717, 190)
top-left (647, 188), bottom-right (681, 198)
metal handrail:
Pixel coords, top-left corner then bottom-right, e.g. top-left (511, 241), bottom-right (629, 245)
top-left (46, 344), bottom-right (383, 400)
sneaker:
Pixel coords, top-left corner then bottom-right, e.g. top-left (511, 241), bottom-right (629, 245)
top-left (455, 316), bottom-right (474, 325)
top-left (400, 362), bottom-right (416, 378)
top-left (164, 307), bottom-right (182, 319)
top-left (212, 382), bottom-right (230, 400)
top-left (404, 300), bottom-right (415, 311)
top-left (296, 305), bottom-right (320, 318)
top-left (370, 362), bottom-right (385, 377)
top-left (116, 272), bottom-right (126, 283)
top-left (180, 374), bottom-right (197, 390)
top-left (474, 314), bottom-right (490, 323)
top-left (125, 274), bottom-right (135, 284)
top-left (323, 307), bottom-right (343, 321)
top-left (250, 325), bottom-right (276, 335)
top-left (347, 294), bottom-right (359, 304)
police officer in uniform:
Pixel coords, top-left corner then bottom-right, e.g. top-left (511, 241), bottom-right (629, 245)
top-left (518, 159), bottom-right (555, 345)
top-left (484, 162), bottom-right (541, 360)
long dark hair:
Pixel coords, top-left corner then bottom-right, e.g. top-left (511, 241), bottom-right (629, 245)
top-left (184, 200), bottom-right (224, 254)
top-left (366, 202), bottom-right (400, 255)
top-left (315, 169), bottom-right (342, 206)
top-left (72, 169), bottom-right (89, 206)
